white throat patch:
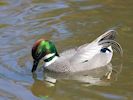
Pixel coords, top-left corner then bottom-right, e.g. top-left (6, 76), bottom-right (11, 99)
top-left (43, 53), bottom-right (58, 67)
top-left (44, 56), bottom-right (58, 67)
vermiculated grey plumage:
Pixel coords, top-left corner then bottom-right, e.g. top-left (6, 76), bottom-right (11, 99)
top-left (44, 30), bottom-right (123, 73)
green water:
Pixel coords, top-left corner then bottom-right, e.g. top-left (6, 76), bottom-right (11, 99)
top-left (0, 0), bottom-right (133, 100)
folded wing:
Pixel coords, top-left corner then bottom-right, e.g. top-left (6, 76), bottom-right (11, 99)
top-left (70, 30), bottom-right (123, 64)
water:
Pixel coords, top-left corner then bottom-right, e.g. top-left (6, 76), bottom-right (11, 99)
top-left (0, 0), bottom-right (133, 100)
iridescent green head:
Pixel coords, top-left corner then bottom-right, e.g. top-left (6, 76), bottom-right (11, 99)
top-left (31, 39), bottom-right (59, 72)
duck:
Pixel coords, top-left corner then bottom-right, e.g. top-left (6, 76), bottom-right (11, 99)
top-left (31, 30), bottom-right (122, 73)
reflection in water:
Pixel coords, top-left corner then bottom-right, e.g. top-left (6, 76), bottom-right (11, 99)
top-left (31, 78), bottom-right (56, 99)
top-left (31, 63), bottom-right (122, 99)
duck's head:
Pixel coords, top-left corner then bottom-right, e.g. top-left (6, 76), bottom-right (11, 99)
top-left (31, 39), bottom-right (59, 72)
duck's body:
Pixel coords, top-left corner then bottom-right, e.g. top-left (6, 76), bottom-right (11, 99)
top-left (44, 45), bottom-right (113, 73)
top-left (31, 30), bottom-right (122, 73)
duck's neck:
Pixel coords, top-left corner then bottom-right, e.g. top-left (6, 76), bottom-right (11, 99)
top-left (44, 53), bottom-right (59, 67)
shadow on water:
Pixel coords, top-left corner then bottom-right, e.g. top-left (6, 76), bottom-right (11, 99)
top-left (0, 0), bottom-right (133, 100)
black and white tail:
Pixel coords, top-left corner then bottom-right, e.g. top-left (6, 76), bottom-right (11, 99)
top-left (96, 30), bottom-right (123, 56)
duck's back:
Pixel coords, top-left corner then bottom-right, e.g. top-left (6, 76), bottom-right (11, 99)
top-left (45, 30), bottom-right (122, 73)
top-left (45, 45), bottom-right (113, 73)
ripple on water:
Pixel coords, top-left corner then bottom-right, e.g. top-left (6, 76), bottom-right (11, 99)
top-left (0, 0), bottom-right (132, 100)
top-left (0, 79), bottom-right (39, 100)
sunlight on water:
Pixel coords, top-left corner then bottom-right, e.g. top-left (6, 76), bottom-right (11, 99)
top-left (0, 0), bottom-right (133, 100)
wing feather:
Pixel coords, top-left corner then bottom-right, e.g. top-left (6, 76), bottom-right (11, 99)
top-left (70, 30), bottom-right (122, 64)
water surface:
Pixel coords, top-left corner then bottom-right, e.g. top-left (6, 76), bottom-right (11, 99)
top-left (0, 0), bottom-right (133, 100)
